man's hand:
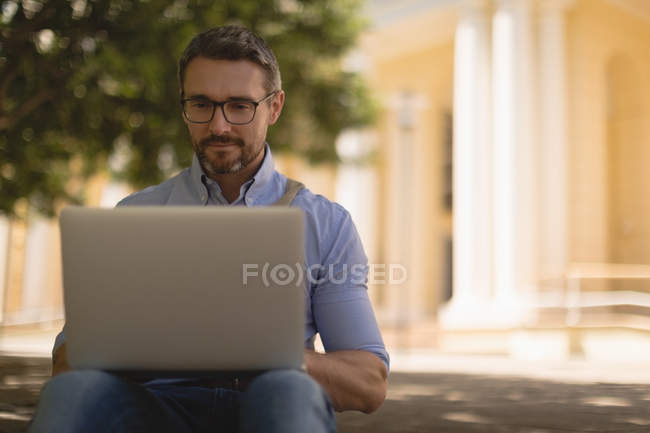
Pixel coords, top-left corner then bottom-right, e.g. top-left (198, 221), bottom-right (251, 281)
top-left (303, 349), bottom-right (387, 413)
top-left (52, 343), bottom-right (71, 376)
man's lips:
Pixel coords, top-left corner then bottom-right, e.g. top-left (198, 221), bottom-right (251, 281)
top-left (206, 142), bottom-right (237, 147)
top-left (202, 141), bottom-right (241, 149)
top-left (199, 136), bottom-right (244, 149)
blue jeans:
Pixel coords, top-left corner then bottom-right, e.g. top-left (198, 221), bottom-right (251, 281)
top-left (28, 369), bottom-right (336, 433)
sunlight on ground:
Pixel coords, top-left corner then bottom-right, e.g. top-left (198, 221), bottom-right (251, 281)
top-left (517, 430), bottom-right (552, 433)
top-left (581, 396), bottom-right (631, 407)
top-left (506, 391), bottom-right (524, 401)
top-left (443, 391), bottom-right (468, 402)
top-left (3, 375), bottom-right (45, 386)
top-left (389, 349), bottom-right (650, 384)
top-left (441, 412), bottom-right (493, 424)
top-left (0, 412), bottom-right (30, 422)
top-left (386, 384), bottom-right (441, 401)
top-left (620, 417), bottom-right (650, 426)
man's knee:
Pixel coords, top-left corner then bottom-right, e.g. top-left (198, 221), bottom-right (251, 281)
top-left (29, 370), bottom-right (133, 433)
top-left (41, 370), bottom-right (121, 402)
top-left (241, 370), bottom-right (335, 433)
top-left (245, 369), bottom-right (329, 407)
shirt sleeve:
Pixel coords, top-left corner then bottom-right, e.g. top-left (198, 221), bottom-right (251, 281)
top-left (310, 206), bottom-right (390, 373)
top-left (52, 324), bottom-right (66, 357)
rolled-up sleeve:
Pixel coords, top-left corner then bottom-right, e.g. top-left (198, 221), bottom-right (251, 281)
top-left (310, 205), bottom-right (390, 372)
top-left (52, 325), bottom-right (66, 357)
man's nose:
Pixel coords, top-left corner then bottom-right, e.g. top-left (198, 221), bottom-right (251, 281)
top-left (208, 106), bottom-right (232, 135)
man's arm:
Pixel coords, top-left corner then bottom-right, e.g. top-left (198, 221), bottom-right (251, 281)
top-left (304, 349), bottom-right (387, 413)
top-left (52, 342), bottom-right (70, 376)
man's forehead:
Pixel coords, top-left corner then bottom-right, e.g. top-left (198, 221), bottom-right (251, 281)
top-left (183, 57), bottom-right (266, 98)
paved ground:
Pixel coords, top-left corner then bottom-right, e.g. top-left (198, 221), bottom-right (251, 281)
top-left (1, 355), bottom-right (650, 433)
top-left (0, 356), bottom-right (50, 433)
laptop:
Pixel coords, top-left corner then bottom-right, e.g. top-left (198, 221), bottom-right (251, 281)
top-left (60, 206), bottom-right (305, 374)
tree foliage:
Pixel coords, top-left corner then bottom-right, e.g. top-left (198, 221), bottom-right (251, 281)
top-left (0, 0), bottom-right (375, 216)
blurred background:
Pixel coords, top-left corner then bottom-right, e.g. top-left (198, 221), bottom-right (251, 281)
top-left (1, 0), bottom-right (650, 368)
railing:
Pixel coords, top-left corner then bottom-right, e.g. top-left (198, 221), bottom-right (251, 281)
top-left (563, 262), bottom-right (650, 326)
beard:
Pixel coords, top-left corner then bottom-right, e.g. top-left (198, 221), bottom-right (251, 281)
top-left (193, 134), bottom-right (263, 176)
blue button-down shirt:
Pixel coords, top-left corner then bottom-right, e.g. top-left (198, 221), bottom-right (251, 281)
top-left (55, 144), bottom-right (389, 371)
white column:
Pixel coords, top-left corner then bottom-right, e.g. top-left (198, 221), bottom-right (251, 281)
top-left (452, 0), bottom-right (493, 304)
top-left (393, 92), bottom-right (415, 326)
top-left (383, 91), bottom-right (427, 330)
top-left (381, 94), bottom-right (411, 329)
top-left (492, 0), bottom-right (538, 309)
top-left (335, 130), bottom-right (380, 303)
top-left (21, 216), bottom-right (51, 322)
top-left (538, 0), bottom-right (573, 285)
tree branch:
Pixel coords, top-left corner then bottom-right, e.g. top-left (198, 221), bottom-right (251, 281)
top-left (0, 88), bottom-right (57, 131)
top-left (0, 66), bottom-right (20, 108)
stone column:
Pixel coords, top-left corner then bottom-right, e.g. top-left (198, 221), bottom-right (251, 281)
top-left (335, 130), bottom-right (380, 304)
top-left (440, 0), bottom-right (493, 328)
top-left (382, 91), bottom-right (429, 338)
top-left (452, 0), bottom-right (493, 305)
top-left (492, 0), bottom-right (538, 311)
top-left (21, 216), bottom-right (51, 322)
top-left (538, 0), bottom-right (573, 286)
top-left (392, 92), bottom-right (416, 326)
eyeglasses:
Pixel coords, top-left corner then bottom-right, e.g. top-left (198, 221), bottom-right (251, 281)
top-left (181, 91), bottom-right (278, 125)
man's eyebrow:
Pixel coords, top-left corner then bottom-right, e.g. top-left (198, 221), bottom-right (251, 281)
top-left (184, 94), bottom-right (256, 101)
top-left (225, 95), bottom-right (257, 102)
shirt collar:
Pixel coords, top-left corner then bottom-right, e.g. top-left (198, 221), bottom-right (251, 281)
top-left (247, 143), bottom-right (276, 200)
top-left (189, 142), bottom-right (277, 206)
top-left (190, 152), bottom-right (206, 200)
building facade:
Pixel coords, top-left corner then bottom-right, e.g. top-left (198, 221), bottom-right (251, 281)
top-left (359, 0), bottom-right (650, 358)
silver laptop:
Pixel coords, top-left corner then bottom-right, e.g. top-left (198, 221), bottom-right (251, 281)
top-left (60, 206), bottom-right (305, 373)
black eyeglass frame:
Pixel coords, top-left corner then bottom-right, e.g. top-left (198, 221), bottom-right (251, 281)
top-left (180, 91), bottom-right (279, 125)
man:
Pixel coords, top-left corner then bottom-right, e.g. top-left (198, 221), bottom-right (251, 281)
top-left (28, 25), bottom-right (388, 433)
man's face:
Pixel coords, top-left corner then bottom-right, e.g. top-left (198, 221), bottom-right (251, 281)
top-left (182, 57), bottom-right (284, 177)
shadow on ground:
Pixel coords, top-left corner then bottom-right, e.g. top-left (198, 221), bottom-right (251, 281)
top-left (1, 355), bottom-right (649, 433)
top-left (339, 372), bottom-right (650, 433)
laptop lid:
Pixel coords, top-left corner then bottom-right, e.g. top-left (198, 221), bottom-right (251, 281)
top-left (60, 206), bottom-right (305, 373)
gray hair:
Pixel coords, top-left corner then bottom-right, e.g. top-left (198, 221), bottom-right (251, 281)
top-left (178, 25), bottom-right (281, 96)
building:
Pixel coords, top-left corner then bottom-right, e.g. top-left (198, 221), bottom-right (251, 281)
top-left (357, 0), bottom-right (650, 359)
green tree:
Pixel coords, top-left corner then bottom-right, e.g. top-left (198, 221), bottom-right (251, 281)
top-left (0, 0), bottom-right (375, 216)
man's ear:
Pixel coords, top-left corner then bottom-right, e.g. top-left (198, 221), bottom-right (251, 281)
top-left (180, 90), bottom-right (189, 126)
top-left (268, 90), bottom-right (285, 125)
